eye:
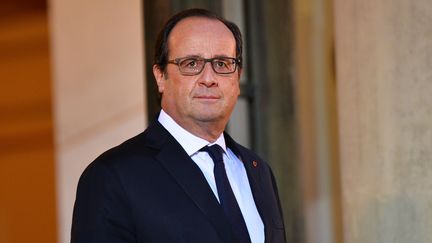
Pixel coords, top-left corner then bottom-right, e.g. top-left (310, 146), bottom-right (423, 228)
top-left (180, 58), bottom-right (199, 68)
top-left (216, 61), bottom-right (226, 67)
top-left (214, 59), bottom-right (229, 68)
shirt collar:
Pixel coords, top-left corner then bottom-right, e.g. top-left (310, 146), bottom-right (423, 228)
top-left (158, 109), bottom-right (227, 156)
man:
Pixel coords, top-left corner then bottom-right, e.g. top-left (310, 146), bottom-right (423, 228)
top-left (71, 8), bottom-right (285, 243)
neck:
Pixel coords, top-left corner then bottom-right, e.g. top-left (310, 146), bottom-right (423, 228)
top-left (186, 120), bottom-right (225, 142)
top-left (167, 114), bottom-right (226, 143)
top-left (160, 109), bottom-right (229, 142)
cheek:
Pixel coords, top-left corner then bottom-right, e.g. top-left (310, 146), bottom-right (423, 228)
top-left (172, 81), bottom-right (195, 102)
top-left (223, 82), bottom-right (240, 106)
top-left (229, 81), bottom-right (241, 97)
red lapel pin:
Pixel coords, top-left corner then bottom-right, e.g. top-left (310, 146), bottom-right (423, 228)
top-left (252, 160), bottom-right (258, 167)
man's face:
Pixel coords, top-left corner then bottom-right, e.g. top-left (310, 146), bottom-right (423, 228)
top-left (154, 17), bottom-right (240, 134)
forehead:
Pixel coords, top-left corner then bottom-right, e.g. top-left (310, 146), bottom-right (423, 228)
top-left (168, 17), bottom-right (236, 57)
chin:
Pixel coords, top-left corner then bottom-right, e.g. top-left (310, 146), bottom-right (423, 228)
top-left (193, 111), bottom-right (223, 123)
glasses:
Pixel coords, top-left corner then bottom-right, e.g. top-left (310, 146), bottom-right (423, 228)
top-left (167, 56), bottom-right (240, 75)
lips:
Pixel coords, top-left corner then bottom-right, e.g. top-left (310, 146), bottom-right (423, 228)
top-left (195, 95), bottom-right (219, 99)
top-left (193, 91), bottom-right (220, 100)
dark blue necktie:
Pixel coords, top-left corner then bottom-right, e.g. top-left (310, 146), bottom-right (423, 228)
top-left (201, 145), bottom-right (252, 243)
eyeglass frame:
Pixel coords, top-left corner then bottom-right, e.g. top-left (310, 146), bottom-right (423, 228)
top-left (167, 56), bottom-right (241, 76)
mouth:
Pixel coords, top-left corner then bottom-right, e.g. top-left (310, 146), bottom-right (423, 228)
top-left (195, 95), bottom-right (219, 99)
top-left (193, 95), bottom-right (221, 104)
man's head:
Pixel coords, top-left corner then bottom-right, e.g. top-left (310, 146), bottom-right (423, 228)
top-left (154, 8), bottom-right (243, 74)
top-left (152, 9), bottom-right (243, 141)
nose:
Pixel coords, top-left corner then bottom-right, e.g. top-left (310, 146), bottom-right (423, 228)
top-left (198, 62), bottom-right (217, 87)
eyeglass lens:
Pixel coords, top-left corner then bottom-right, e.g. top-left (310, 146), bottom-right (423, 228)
top-left (178, 57), bottom-right (237, 74)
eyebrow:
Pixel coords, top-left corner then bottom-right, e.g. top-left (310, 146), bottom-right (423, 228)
top-left (212, 55), bottom-right (233, 58)
top-left (179, 54), bottom-right (235, 59)
top-left (180, 54), bottom-right (202, 59)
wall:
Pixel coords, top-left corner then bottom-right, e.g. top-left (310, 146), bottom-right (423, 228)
top-left (334, 0), bottom-right (432, 242)
top-left (0, 3), bottom-right (57, 242)
top-left (49, 0), bottom-right (146, 242)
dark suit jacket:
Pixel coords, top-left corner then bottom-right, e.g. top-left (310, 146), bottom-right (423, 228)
top-left (71, 121), bottom-right (286, 243)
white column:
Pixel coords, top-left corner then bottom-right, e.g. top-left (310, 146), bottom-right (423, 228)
top-left (334, 0), bottom-right (432, 242)
top-left (48, 1), bottom-right (146, 242)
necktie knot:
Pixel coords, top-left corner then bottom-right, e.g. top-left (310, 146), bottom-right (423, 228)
top-left (201, 145), bottom-right (224, 164)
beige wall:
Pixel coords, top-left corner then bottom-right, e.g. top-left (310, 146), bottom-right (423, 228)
top-left (334, 0), bottom-right (432, 242)
top-left (49, 0), bottom-right (146, 242)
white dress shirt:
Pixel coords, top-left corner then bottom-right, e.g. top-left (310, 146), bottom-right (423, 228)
top-left (158, 110), bottom-right (265, 243)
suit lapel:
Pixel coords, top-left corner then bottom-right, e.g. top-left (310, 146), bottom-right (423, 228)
top-left (224, 133), bottom-right (274, 241)
top-left (147, 122), bottom-right (235, 243)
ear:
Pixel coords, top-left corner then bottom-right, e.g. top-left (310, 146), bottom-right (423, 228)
top-left (153, 65), bottom-right (166, 93)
